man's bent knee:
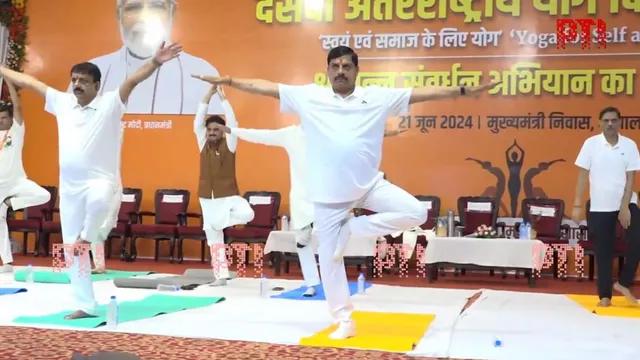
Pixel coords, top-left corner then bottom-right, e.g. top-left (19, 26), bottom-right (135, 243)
top-left (406, 200), bottom-right (428, 227)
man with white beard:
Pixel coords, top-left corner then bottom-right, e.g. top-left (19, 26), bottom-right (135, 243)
top-left (70, 0), bottom-right (221, 115)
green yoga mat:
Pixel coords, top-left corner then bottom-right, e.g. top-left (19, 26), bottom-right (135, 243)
top-left (13, 294), bottom-right (225, 328)
top-left (13, 270), bottom-right (153, 283)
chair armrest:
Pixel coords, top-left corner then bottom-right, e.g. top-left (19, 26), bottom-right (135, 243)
top-left (42, 208), bottom-right (60, 221)
top-left (177, 212), bottom-right (202, 226)
top-left (137, 211), bottom-right (155, 217)
top-left (560, 224), bottom-right (571, 240)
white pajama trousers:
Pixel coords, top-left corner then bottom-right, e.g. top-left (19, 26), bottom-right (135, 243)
top-left (200, 196), bottom-right (255, 279)
top-left (314, 178), bottom-right (427, 322)
top-left (0, 178), bottom-right (51, 264)
top-left (90, 186), bottom-right (123, 268)
top-left (60, 180), bottom-right (117, 315)
top-left (295, 224), bottom-right (321, 287)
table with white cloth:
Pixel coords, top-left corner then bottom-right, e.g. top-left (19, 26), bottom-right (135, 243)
top-left (264, 230), bottom-right (379, 277)
top-left (421, 236), bottom-right (547, 286)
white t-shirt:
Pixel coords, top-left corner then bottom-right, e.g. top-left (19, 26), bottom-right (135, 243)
top-left (278, 84), bottom-right (412, 203)
top-left (0, 121), bottom-right (27, 184)
top-left (575, 133), bottom-right (640, 212)
top-left (45, 88), bottom-right (126, 194)
top-left (231, 125), bottom-right (314, 229)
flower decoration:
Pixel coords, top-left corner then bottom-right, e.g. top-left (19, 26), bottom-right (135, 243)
top-left (0, 0), bottom-right (28, 101)
top-left (475, 224), bottom-right (498, 238)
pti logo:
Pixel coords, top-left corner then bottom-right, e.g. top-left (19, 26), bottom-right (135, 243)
top-left (556, 18), bottom-right (607, 50)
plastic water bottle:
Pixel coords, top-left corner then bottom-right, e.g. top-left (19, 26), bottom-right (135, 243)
top-left (281, 214), bottom-right (289, 231)
top-left (260, 275), bottom-right (269, 298)
top-left (25, 263), bottom-right (34, 283)
top-left (106, 296), bottom-right (118, 329)
top-left (525, 222), bottom-right (531, 240)
top-left (518, 223), bottom-right (525, 240)
top-left (357, 273), bottom-right (366, 294)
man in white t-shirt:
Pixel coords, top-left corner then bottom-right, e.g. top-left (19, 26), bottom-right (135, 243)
top-left (214, 122), bottom-right (406, 296)
top-left (571, 106), bottom-right (640, 306)
top-left (0, 80), bottom-right (51, 273)
top-left (192, 46), bottom-right (497, 339)
top-left (0, 42), bottom-right (182, 319)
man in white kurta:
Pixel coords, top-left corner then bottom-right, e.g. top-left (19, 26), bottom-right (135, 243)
top-left (192, 45), bottom-right (497, 339)
top-left (0, 42), bottom-right (183, 319)
top-left (194, 86), bottom-right (254, 286)
top-left (0, 80), bottom-right (51, 273)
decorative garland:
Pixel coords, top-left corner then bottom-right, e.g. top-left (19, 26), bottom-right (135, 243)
top-left (0, 0), bottom-right (27, 101)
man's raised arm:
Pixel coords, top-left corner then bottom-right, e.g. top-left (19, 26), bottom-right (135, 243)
top-left (119, 42), bottom-right (183, 103)
top-left (408, 81), bottom-right (500, 104)
top-left (0, 66), bottom-right (49, 98)
top-left (5, 80), bottom-right (23, 125)
top-left (191, 75), bottom-right (280, 99)
top-left (194, 86), bottom-right (218, 151)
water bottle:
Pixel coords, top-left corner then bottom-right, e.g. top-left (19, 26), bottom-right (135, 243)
top-left (518, 223), bottom-right (526, 240)
top-left (446, 210), bottom-right (455, 237)
top-left (357, 273), bottom-right (366, 294)
top-left (525, 222), bottom-right (531, 240)
top-left (260, 275), bottom-right (269, 297)
top-left (281, 214), bottom-right (289, 231)
top-left (106, 296), bottom-right (118, 329)
top-left (25, 263), bottom-right (34, 283)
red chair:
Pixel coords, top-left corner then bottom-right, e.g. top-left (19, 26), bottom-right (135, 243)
top-left (225, 191), bottom-right (280, 259)
top-left (7, 186), bottom-right (58, 256)
top-left (578, 200), bottom-right (627, 281)
top-left (176, 212), bottom-right (207, 264)
top-left (129, 189), bottom-right (190, 262)
top-left (456, 196), bottom-right (499, 276)
top-left (104, 188), bottom-right (143, 260)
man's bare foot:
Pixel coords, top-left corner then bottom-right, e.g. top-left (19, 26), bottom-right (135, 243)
top-left (91, 267), bottom-right (106, 274)
top-left (597, 298), bottom-right (611, 307)
top-left (614, 282), bottom-right (638, 304)
top-left (64, 310), bottom-right (97, 320)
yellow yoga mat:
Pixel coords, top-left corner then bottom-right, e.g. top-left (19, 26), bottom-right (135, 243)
top-left (300, 311), bottom-right (435, 352)
top-left (566, 294), bottom-right (640, 318)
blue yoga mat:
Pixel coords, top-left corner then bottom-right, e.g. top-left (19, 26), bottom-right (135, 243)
top-left (271, 281), bottom-right (372, 301)
top-left (0, 288), bottom-right (27, 296)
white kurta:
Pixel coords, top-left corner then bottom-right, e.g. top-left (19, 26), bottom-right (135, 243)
top-left (73, 47), bottom-right (224, 115)
top-left (230, 125), bottom-right (314, 230)
top-left (194, 97), bottom-right (254, 279)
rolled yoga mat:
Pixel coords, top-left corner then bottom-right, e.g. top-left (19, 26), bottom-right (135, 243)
top-left (13, 270), bottom-right (153, 284)
top-left (13, 294), bottom-right (226, 328)
top-left (0, 288), bottom-right (27, 296)
top-left (113, 269), bottom-right (236, 289)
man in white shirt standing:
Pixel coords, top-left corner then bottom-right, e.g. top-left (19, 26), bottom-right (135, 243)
top-left (0, 80), bottom-right (51, 273)
top-left (213, 122), bottom-right (406, 296)
top-left (194, 86), bottom-right (254, 287)
top-left (0, 41), bottom-right (182, 319)
top-left (193, 46), bottom-right (497, 339)
top-left (571, 106), bottom-right (640, 306)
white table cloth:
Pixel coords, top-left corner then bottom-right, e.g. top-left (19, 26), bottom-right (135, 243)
top-left (421, 237), bottom-right (547, 270)
top-left (263, 230), bottom-right (378, 257)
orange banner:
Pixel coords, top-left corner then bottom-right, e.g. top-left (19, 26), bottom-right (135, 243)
top-left (19, 0), bottom-right (640, 256)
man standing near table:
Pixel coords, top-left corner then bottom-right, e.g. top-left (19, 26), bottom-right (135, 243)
top-left (571, 106), bottom-right (640, 306)
top-left (192, 45), bottom-right (497, 339)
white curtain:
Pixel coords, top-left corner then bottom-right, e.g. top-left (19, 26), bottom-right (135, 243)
top-left (0, 25), bottom-right (10, 98)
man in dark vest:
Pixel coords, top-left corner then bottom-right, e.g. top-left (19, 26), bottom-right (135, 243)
top-left (194, 86), bottom-right (254, 286)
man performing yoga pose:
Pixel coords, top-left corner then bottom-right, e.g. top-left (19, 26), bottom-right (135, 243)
top-left (0, 41), bottom-right (182, 319)
top-left (194, 86), bottom-right (254, 286)
top-left (0, 80), bottom-right (51, 273)
top-left (193, 45), bottom-right (497, 339)
top-left (213, 119), bottom-right (406, 296)
top-left (91, 178), bottom-right (123, 274)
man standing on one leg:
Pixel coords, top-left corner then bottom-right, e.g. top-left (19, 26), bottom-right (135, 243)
top-left (194, 86), bottom-right (254, 287)
top-left (214, 120), bottom-right (406, 296)
top-left (0, 80), bottom-right (51, 273)
top-left (0, 41), bottom-right (182, 319)
top-left (91, 179), bottom-right (123, 274)
top-left (192, 46), bottom-right (497, 339)
top-left (571, 106), bottom-right (640, 306)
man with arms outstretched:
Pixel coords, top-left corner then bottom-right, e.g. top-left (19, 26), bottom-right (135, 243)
top-left (0, 41), bottom-right (182, 319)
top-left (193, 46), bottom-right (497, 339)
top-left (0, 80), bottom-right (51, 272)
